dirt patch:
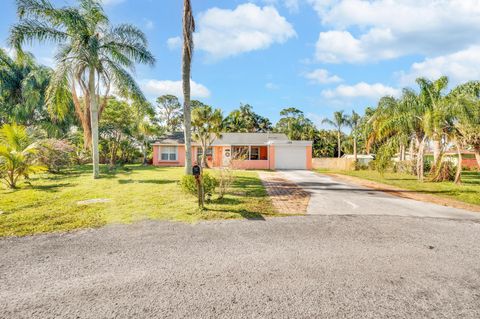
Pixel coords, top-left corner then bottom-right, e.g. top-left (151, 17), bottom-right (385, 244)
top-left (258, 172), bottom-right (310, 214)
top-left (327, 173), bottom-right (480, 213)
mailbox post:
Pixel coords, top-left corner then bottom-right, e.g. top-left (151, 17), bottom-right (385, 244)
top-left (192, 164), bottom-right (204, 209)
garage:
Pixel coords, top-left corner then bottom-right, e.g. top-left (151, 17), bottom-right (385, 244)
top-left (274, 142), bottom-right (310, 170)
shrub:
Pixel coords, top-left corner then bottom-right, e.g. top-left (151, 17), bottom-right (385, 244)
top-left (0, 123), bottom-right (46, 188)
top-left (179, 172), bottom-right (219, 199)
top-left (37, 139), bottom-right (75, 173)
top-left (217, 168), bottom-right (235, 199)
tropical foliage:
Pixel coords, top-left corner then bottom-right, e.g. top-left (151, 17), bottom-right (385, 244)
top-left (10, 0), bottom-right (155, 178)
top-left (0, 123), bottom-right (45, 188)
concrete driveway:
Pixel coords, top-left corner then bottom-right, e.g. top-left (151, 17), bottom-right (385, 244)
top-left (280, 170), bottom-right (480, 219)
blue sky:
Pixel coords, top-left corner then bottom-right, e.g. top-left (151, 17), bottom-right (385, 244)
top-left (2, 0), bottom-right (480, 126)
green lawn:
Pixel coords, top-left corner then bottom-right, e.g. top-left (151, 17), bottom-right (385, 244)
top-left (317, 169), bottom-right (480, 206)
top-left (0, 165), bottom-right (277, 237)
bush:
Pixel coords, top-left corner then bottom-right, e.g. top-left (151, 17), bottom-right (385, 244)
top-left (179, 172), bottom-right (219, 199)
top-left (216, 168), bottom-right (235, 199)
top-left (37, 139), bottom-right (75, 173)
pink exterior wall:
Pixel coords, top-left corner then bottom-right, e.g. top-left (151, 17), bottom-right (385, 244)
top-left (230, 160), bottom-right (270, 170)
top-left (152, 145), bottom-right (186, 167)
top-left (306, 145), bottom-right (313, 170)
top-left (269, 145), bottom-right (275, 170)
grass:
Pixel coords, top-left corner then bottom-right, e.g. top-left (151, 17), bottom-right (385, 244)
top-left (317, 169), bottom-right (480, 206)
top-left (0, 165), bottom-right (277, 237)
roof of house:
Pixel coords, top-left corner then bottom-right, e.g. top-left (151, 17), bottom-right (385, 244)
top-left (154, 132), bottom-right (290, 145)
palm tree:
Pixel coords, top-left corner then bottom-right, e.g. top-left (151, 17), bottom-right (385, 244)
top-left (0, 49), bottom-right (73, 135)
top-left (322, 111), bottom-right (348, 158)
top-left (0, 123), bottom-right (45, 188)
top-left (191, 105), bottom-right (223, 168)
top-left (10, 0), bottom-right (155, 179)
top-left (182, 0), bottom-right (195, 175)
top-left (347, 110), bottom-right (361, 166)
top-left (416, 76), bottom-right (452, 169)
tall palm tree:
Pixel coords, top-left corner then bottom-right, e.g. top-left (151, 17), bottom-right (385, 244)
top-left (182, 0), bottom-right (195, 175)
top-left (347, 110), bottom-right (361, 167)
top-left (10, 0), bottom-right (155, 179)
top-left (322, 111), bottom-right (348, 158)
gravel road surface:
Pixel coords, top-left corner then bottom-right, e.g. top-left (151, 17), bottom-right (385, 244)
top-left (1, 215), bottom-right (480, 318)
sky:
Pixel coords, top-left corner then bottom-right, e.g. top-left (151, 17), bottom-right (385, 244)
top-left (1, 0), bottom-right (480, 126)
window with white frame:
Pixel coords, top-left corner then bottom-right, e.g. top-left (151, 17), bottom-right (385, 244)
top-left (160, 146), bottom-right (177, 161)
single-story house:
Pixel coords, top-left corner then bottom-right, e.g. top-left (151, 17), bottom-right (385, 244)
top-left (152, 132), bottom-right (313, 170)
top-left (425, 150), bottom-right (479, 170)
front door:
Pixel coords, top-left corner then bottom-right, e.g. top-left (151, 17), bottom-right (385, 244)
top-left (222, 147), bottom-right (232, 167)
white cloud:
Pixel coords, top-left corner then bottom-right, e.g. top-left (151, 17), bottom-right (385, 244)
top-left (322, 82), bottom-right (400, 99)
top-left (166, 37), bottom-right (181, 50)
top-left (263, 0), bottom-right (300, 12)
top-left (304, 68), bottom-right (342, 84)
top-left (398, 46), bottom-right (480, 86)
top-left (144, 19), bottom-right (154, 30)
top-left (308, 0), bottom-right (480, 63)
top-left (194, 3), bottom-right (296, 60)
top-left (141, 79), bottom-right (211, 99)
top-left (265, 82), bottom-right (279, 90)
top-left (101, 0), bottom-right (125, 5)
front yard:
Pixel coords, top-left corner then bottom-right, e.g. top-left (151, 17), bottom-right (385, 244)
top-left (0, 166), bottom-right (277, 237)
top-left (317, 169), bottom-right (480, 207)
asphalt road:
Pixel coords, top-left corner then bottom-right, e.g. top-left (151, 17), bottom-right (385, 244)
top-left (1, 213), bottom-right (480, 318)
top-left (281, 170), bottom-right (480, 219)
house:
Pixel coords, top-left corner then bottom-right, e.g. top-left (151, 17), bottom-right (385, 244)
top-left (152, 132), bottom-right (313, 170)
top-left (425, 149), bottom-right (479, 170)
top-left (341, 154), bottom-right (375, 166)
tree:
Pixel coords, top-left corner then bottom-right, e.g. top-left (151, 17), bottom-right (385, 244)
top-left (347, 110), bottom-right (361, 167)
top-left (322, 111), bottom-right (349, 158)
top-left (313, 129), bottom-right (338, 157)
top-left (10, 0), bottom-right (155, 179)
top-left (276, 107), bottom-right (315, 140)
top-left (191, 105), bottom-right (223, 168)
top-left (0, 49), bottom-right (74, 136)
top-left (0, 123), bottom-right (45, 188)
top-left (223, 104), bottom-right (272, 133)
top-left (99, 98), bottom-right (135, 166)
top-left (416, 76), bottom-right (452, 170)
top-left (182, 0), bottom-right (195, 175)
top-left (156, 95), bottom-right (182, 132)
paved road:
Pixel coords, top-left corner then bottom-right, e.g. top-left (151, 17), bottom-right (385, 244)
top-left (280, 170), bottom-right (480, 219)
top-left (1, 215), bottom-right (480, 318)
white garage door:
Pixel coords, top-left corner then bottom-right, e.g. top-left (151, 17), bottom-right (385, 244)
top-left (275, 145), bottom-right (307, 170)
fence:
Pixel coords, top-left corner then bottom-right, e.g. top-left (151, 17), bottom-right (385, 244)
top-left (312, 158), bottom-right (355, 171)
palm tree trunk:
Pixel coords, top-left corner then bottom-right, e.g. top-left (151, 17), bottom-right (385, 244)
top-left (142, 137), bottom-right (148, 165)
top-left (89, 68), bottom-right (100, 179)
top-left (454, 142), bottom-right (462, 184)
top-left (475, 149), bottom-right (480, 169)
top-left (337, 130), bottom-right (341, 158)
top-left (353, 137), bottom-right (357, 169)
top-left (432, 138), bottom-right (441, 166)
top-left (417, 137), bottom-right (426, 182)
top-left (182, 0), bottom-right (194, 175)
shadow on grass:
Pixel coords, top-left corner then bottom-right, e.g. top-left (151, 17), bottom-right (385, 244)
top-left (210, 197), bottom-right (242, 205)
top-left (204, 207), bottom-right (266, 220)
top-left (118, 179), bottom-right (176, 185)
top-left (30, 182), bottom-right (75, 193)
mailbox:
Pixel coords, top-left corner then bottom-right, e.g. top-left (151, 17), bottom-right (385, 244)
top-left (192, 165), bottom-right (201, 176)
